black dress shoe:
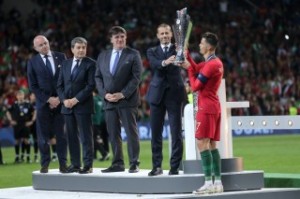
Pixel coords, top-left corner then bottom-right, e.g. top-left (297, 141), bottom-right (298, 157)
top-left (59, 165), bottom-right (68, 173)
top-left (101, 165), bottom-right (125, 173)
top-left (40, 166), bottom-right (49, 173)
top-left (66, 165), bottom-right (81, 173)
top-left (79, 167), bottom-right (93, 174)
top-left (168, 169), bottom-right (179, 175)
top-left (148, 167), bottom-right (163, 176)
top-left (128, 164), bottom-right (139, 173)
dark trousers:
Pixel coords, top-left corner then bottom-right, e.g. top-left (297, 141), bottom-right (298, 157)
top-left (65, 113), bottom-right (94, 168)
top-left (150, 91), bottom-right (183, 170)
top-left (105, 107), bottom-right (140, 167)
top-left (100, 122), bottom-right (109, 152)
top-left (36, 109), bottom-right (67, 167)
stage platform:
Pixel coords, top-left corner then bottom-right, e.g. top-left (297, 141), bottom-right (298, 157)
top-left (32, 168), bottom-right (263, 194)
top-left (1, 186), bottom-right (300, 199)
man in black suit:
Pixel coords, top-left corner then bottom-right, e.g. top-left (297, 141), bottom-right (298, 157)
top-left (27, 35), bottom-right (68, 173)
top-left (57, 37), bottom-right (96, 174)
top-left (146, 23), bottom-right (186, 176)
top-left (95, 26), bottom-right (142, 173)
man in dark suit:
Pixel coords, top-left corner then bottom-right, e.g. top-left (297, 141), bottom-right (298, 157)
top-left (57, 37), bottom-right (96, 174)
top-left (27, 35), bottom-right (68, 173)
top-left (146, 23), bottom-right (186, 176)
top-left (95, 26), bottom-right (142, 173)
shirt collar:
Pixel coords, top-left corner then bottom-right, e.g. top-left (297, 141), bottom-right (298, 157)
top-left (40, 53), bottom-right (52, 58)
top-left (161, 43), bottom-right (171, 49)
top-left (112, 49), bottom-right (123, 54)
top-left (73, 57), bottom-right (81, 62)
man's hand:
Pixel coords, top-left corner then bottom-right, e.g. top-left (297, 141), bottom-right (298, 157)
top-left (25, 121), bottom-right (34, 127)
top-left (10, 120), bottom-right (17, 126)
top-left (63, 99), bottom-right (72, 108)
top-left (105, 92), bottom-right (125, 102)
top-left (177, 59), bottom-right (191, 69)
top-left (69, 98), bottom-right (79, 107)
top-left (48, 97), bottom-right (60, 109)
top-left (164, 55), bottom-right (176, 65)
top-left (105, 93), bottom-right (115, 102)
top-left (63, 98), bottom-right (79, 108)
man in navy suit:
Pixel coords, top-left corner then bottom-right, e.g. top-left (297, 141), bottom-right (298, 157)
top-left (95, 26), bottom-right (142, 173)
top-left (146, 23), bottom-right (186, 176)
top-left (57, 37), bottom-right (96, 174)
top-left (27, 35), bottom-right (68, 173)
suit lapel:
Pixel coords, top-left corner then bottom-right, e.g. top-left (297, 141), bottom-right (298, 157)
top-left (37, 55), bottom-right (51, 75)
top-left (106, 50), bottom-right (112, 76)
top-left (66, 59), bottom-right (73, 81)
top-left (156, 46), bottom-right (165, 59)
top-left (51, 52), bottom-right (60, 77)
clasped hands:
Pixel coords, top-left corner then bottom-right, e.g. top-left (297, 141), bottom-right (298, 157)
top-left (48, 97), bottom-right (61, 109)
top-left (105, 92), bottom-right (124, 103)
top-left (63, 98), bottom-right (79, 109)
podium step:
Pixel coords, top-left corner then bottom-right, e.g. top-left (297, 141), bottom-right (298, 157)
top-left (1, 187), bottom-right (300, 199)
top-left (32, 168), bottom-right (263, 194)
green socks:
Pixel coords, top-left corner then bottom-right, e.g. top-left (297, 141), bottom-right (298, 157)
top-left (200, 150), bottom-right (212, 181)
top-left (211, 149), bottom-right (221, 180)
top-left (201, 149), bottom-right (222, 181)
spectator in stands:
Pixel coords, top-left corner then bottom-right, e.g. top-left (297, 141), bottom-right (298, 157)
top-left (0, 0), bottom-right (299, 129)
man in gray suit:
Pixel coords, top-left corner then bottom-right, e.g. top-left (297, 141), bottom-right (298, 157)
top-left (57, 37), bottom-right (96, 174)
top-left (95, 26), bottom-right (142, 173)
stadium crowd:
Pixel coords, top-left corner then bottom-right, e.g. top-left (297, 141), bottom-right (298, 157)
top-left (0, 0), bottom-right (299, 131)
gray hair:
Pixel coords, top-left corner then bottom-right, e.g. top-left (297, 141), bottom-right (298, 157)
top-left (71, 37), bottom-right (87, 48)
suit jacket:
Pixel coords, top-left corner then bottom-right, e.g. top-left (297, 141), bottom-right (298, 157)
top-left (95, 47), bottom-right (142, 110)
top-left (146, 44), bottom-right (185, 105)
top-left (57, 57), bottom-right (96, 114)
top-left (27, 51), bottom-right (66, 110)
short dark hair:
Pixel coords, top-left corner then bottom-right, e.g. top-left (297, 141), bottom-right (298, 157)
top-left (157, 23), bottom-right (171, 32)
top-left (202, 32), bottom-right (218, 48)
top-left (71, 37), bottom-right (87, 48)
top-left (108, 26), bottom-right (127, 38)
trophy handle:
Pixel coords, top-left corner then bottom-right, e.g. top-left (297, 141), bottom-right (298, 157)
top-left (184, 21), bottom-right (193, 50)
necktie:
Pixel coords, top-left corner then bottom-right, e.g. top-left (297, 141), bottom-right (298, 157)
top-left (164, 46), bottom-right (168, 57)
top-left (44, 55), bottom-right (54, 75)
top-left (71, 59), bottom-right (80, 80)
top-left (111, 51), bottom-right (120, 75)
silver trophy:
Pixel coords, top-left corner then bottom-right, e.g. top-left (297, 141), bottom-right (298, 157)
top-left (172, 7), bottom-right (193, 64)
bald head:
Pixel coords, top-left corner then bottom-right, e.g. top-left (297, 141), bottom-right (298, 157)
top-left (33, 35), bottom-right (50, 55)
